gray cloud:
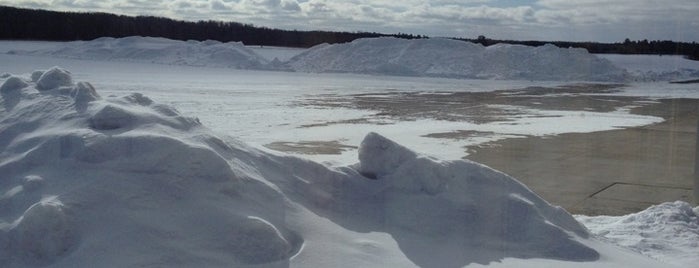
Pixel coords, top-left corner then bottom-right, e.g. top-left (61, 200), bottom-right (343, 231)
top-left (210, 0), bottom-right (228, 10)
top-left (1, 0), bottom-right (697, 42)
top-left (281, 0), bottom-right (300, 12)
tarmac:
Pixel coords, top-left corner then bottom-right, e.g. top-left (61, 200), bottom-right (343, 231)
top-left (466, 98), bottom-right (699, 215)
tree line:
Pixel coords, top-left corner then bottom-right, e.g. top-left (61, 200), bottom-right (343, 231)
top-left (1, 5), bottom-right (698, 60)
top-left (0, 6), bottom-right (424, 47)
top-left (459, 36), bottom-right (699, 60)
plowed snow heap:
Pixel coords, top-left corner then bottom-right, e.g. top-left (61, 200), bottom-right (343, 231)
top-left (288, 37), bottom-right (627, 81)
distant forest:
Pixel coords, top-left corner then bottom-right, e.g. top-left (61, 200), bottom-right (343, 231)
top-left (460, 36), bottom-right (699, 61)
top-left (0, 6), bottom-right (423, 47)
top-left (1, 5), bottom-right (698, 60)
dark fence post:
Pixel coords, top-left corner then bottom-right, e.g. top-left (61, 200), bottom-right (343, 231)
top-left (695, 119), bottom-right (699, 205)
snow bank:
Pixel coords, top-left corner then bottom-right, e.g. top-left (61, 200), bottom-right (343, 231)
top-left (576, 201), bottom-right (699, 267)
top-left (597, 54), bottom-right (699, 82)
top-left (9, 36), bottom-right (273, 70)
top-left (0, 68), bottom-right (668, 267)
top-left (4, 37), bottom-right (635, 82)
top-left (0, 67), bottom-right (298, 266)
top-left (287, 37), bottom-right (627, 81)
top-left (354, 133), bottom-right (597, 261)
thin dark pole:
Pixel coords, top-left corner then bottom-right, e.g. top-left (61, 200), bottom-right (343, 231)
top-left (695, 119), bottom-right (699, 205)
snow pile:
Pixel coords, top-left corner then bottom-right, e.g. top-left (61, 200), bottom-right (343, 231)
top-left (576, 201), bottom-right (699, 267)
top-left (9, 37), bottom-right (273, 70)
top-left (597, 54), bottom-right (699, 82)
top-left (0, 67), bottom-right (668, 267)
top-left (287, 37), bottom-right (627, 81)
top-left (0, 67), bottom-right (297, 266)
top-left (7, 37), bottom-right (632, 81)
top-left (352, 133), bottom-right (598, 262)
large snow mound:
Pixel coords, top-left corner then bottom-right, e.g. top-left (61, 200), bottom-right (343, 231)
top-left (287, 37), bottom-right (627, 81)
top-left (576, 201), bottom-right (699, 267)
top-left (6, 37), bottom-right (633, 82)
top-left (9, 36), bottom-right (274, 70)
top-left (1, 68), bottom-right (670, 267)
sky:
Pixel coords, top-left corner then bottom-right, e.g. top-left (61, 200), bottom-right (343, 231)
top-left (3, 0), bottom-right (699, 42)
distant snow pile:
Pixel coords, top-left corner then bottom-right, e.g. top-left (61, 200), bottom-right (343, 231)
top-left (287, 37), bottom-right (627, 81)
top-left (597, 54), bottom-right (699, 82)
top-left (8, 36), bottom-right (274, 70)
top-left (576, 201), bottom-right (699, 267)
top-left (6, 37), bottom-right (631, 81)
top-left (1, 67), bottom-right (668, 267)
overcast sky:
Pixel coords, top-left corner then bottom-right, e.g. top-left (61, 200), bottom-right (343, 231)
top-left (3, 0), bottom-right (698, 42)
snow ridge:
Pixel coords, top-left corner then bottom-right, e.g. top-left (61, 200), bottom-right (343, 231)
top-left (6, 36), bottom-right (635, 82)
top-left (9, 37), bottom-right (273, 70)
top-left (287, 37), bottom-right (628, 81)
top-left (11, 36), bottom-right (699, 82)
top-left (576, 201), bottom-right (699, 267)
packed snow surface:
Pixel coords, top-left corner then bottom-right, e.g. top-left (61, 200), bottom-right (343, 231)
top-left (576, 201), bottom-right (699, 267)
top-left (0, 68), bottom-right (669, 267)
top-left (287, 37), bottom-right (627, 81)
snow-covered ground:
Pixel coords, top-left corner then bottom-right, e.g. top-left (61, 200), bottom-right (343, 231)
top-left (0, 51), bottom-right (669, 165)
top-left (2, 38), bottom-right (699, 267)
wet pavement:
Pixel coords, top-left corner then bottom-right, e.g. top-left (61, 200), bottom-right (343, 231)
top-left (466, 98), bottom-right (698, 215)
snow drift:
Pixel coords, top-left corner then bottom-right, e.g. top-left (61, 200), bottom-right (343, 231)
top-left (597, 54), bottom-right (699, 82)
top-left (576, 201), bottom-right (699, 267)
top-left (12, 36), bottom-right (699, 82)
top-left (287, 37), bottom-right (627, 81)
top-left (8, 37), bottom-right (274, 70)
top-left (7, 37), bottom-right (631, 82)
top-left (0, 68), bottom-right (668, 267)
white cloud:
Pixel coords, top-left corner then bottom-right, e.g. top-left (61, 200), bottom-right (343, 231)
top-left (1, 0), bottom-right (698, 42)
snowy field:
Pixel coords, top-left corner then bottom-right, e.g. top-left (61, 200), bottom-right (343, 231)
top-left (1, 38), bottom-right (698, 267)
top-left (0, 50), bottom-right (675, 165)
